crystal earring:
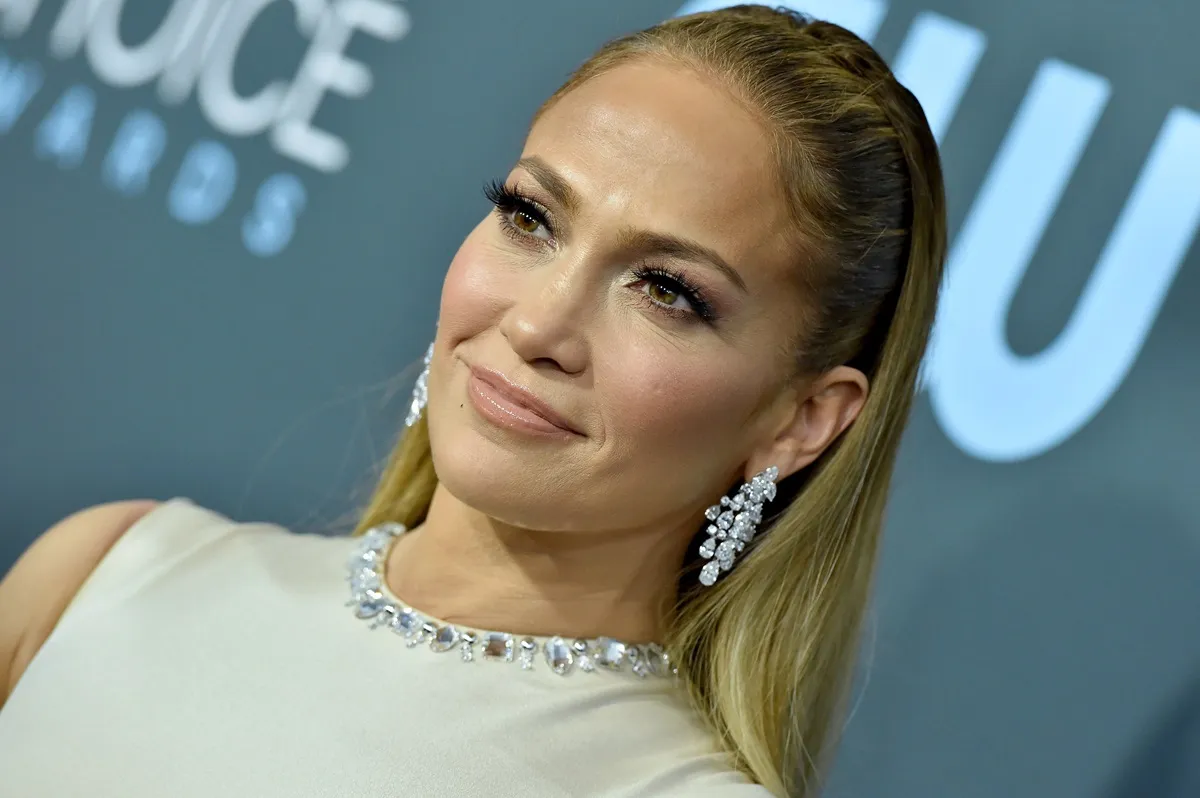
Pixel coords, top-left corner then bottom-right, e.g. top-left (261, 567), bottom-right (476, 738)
top-left (404, 340), bottom-right (434, 428)
top-left (697, 465), bottom-right (779, 586)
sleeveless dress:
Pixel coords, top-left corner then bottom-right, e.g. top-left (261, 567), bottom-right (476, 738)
top-left (0, 498), bottom-right (771, 797)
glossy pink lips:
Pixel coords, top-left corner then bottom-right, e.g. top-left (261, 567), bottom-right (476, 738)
top-left (466, 367), bottom-right (580, 438)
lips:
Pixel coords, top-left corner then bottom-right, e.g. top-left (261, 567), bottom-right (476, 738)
top-left (467, 365), bottom-right (581, 435)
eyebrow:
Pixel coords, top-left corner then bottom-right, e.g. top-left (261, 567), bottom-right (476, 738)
top-left (514, 155), bottom-right (749, 293)
top-left (614, 227), bottom-right (748, 293)
top-left (516, 156), bottom-right (581, 216)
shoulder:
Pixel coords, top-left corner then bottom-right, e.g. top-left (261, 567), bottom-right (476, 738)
top-left (664, 787), bottom-right (776, 797)
top-left (0, 499), bottom-right (160, 701)
top-left (634, 760), bottom-right (776, 797)
top-left (655, 763), bottom-right (779, 797)
top-left (564, 682), bottom-right (782, 795)
top-left (579, 688), bottom-right (779, 796)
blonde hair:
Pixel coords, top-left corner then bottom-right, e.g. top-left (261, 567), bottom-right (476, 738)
top-left (355, 6), bottom-right (946, 796)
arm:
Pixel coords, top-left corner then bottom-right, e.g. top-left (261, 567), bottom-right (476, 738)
top-left (0, 500), bottom-right (159, 708)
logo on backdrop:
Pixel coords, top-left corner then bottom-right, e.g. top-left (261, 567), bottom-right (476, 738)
top-left (679, 0), bottom-right (1200, 464)
top-left (0, 0), bottom-right (409, 256)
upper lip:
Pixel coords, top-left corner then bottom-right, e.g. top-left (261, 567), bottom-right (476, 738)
top-left (469, 365), bottom-right (582, 434)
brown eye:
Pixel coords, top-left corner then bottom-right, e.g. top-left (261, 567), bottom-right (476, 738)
top-left (630, 268), bottom-right (704, 318)
top-left (646, 282), bottom-right (680, 306)
top-left (512, 211), bottom-right (540, 234)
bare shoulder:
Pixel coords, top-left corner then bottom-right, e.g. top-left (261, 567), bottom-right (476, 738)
top-left (0, 499), bottom-right (160, 703)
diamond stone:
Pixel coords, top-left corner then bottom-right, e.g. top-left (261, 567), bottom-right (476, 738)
top-left (354, 591), bottom-right (386, 618)
top-left (699, 560), bottom-right (721, 586)
top-left (406, 621), bottom-right (435, 648)
top-left (388, 607), bottom-right (417, 633)
top-left (716, 540), bottom-right (737, 567)
top-left (704, 505), bottom-right (720, 521)
top-left (390, 608), bottom-right (421, 636)
top-left (460, 632), bottom-right (477, 662)
top-left (630, 647), bottom-right (653, 678)
top-left (368, 605), bottom-right (396, 629)
top-left (544, 636), bottom-right (574, 676)
top-left (430, 625), bottom-right (460, 653)
top-left (646, 644), bottom-right (667, 677)
top-left (350, 567), bottom-right (381, 593)
top-left (572, 639), bottom-right (595, 673)
top-left (519, 637), bottom-right (537, 670)
top-left (716, 511), bottom-right (734, 530)
top-left (595, 637), bottom-right (626, 671)
top-left (482, 632), bottom-right (515, 662)
top-left (699, 537), bottom-right (718, 559)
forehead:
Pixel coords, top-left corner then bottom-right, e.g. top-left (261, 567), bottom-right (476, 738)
top-left (521, 61), bottom-right (795, 275)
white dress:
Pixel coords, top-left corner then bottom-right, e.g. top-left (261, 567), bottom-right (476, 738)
top-left (0, 498), bottom-right (772, 797)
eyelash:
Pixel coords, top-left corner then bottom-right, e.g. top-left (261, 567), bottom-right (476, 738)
top-left (482, 178), bottom-right (717, 323)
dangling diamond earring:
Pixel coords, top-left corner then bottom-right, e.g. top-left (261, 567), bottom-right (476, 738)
top-left (404, 340), bottom-right (434, 428)
top-left (697, 465), bottom-right (779, 586)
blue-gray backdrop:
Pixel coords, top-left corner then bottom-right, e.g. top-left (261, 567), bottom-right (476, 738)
top-left (2, 1), bottom-right (1199, 796)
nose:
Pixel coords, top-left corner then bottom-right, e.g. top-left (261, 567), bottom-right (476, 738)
top-left (498, 258), bottom-right (591, 375)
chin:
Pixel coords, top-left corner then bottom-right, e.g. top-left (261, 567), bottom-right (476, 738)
top-left (428, 407), bottom-right (583, 531)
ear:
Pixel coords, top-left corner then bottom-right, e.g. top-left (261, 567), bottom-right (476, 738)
top-left (745, 366), bottom-right (869, 482)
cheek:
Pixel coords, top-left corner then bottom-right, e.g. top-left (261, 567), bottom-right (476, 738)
top-left (439, 221), bottom-right (506, 337)
top-left (431, 223), bottom-right (510, 427)
top-left (599, 343), bottom-right (766, 453)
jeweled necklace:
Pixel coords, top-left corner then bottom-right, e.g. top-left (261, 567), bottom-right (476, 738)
top-left (346, 522), bottom-right (676, 679)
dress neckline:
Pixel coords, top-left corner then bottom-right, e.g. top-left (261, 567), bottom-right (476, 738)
top-left (345, 522), bottom-right (677, 679)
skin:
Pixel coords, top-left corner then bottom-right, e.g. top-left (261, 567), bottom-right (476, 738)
top-left (386, 60), bottom-right (868, 643)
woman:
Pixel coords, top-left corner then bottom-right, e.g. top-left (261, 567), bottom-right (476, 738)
top-left (0, 5), bottom-right (945, 796)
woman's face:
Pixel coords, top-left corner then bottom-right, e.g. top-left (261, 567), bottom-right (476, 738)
top-left (427, 60), bottom-right (821, 533)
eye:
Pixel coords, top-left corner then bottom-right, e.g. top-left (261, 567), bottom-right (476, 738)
top-left (483, 179), bottom-right (553, 243)
top-left (642, 276), bottom-right (693, 312)
top-left (629, 266), bottom-right (717, 323)
top-left (508, 207), bottom-right (548, 239)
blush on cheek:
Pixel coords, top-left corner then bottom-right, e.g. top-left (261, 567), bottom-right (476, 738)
top-left (439, 224), bottom-right (509, 345)
top-left (604, 352), bottom-right (759, 449)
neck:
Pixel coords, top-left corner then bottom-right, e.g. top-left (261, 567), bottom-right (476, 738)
top-left (384, 483), bottom-right (691, 642)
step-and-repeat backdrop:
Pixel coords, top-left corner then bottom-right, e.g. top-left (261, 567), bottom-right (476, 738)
top-left (3, 0), bottom-right (1198, 795)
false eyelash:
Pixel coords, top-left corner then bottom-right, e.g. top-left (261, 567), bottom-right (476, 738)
top-left (630, 265), bottom-right (717, 323)
top-left (483, 178), bottom-right (552, 241)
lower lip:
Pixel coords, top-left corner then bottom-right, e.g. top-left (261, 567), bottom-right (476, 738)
top-left (467, 373), bottom-right (578, 438)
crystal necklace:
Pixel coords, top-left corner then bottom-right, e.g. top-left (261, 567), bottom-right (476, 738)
top-left (346, 522), bottom-right (676, 679)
